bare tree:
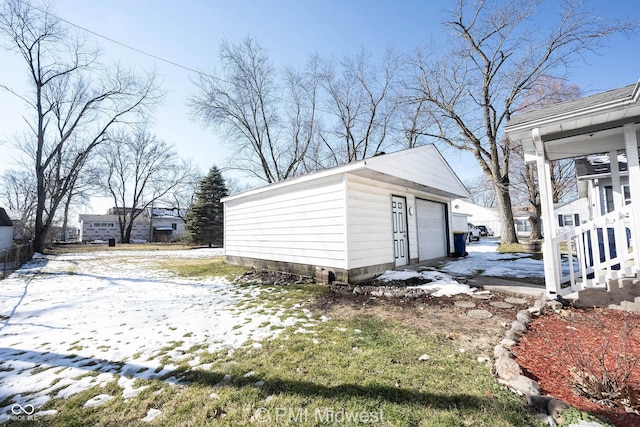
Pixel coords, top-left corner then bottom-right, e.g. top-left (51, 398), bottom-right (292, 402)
top-left (190, 36), bottom-right (315, 183)
top-left (318, 47), bottom-right (401, 164)
top-left (464, 175), bottom-right (497, 208)
top-left (96, 128), bottom-right (197, 243)
top-left (283, 57), bottom-right (322, 174)
top-left (511, 76), bottom-right (581, 239)
top-left (165, 170), bottom-right (203, 222)
top-left (0, 0), bottom-right (161, 252)
top-left (406, 0), bottom-right (636, 244)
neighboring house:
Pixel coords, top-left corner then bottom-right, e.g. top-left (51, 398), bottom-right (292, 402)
top-left (576, 155), bottom-right (632, 218)
top-left (0, 208), bottom-right (13, 250)
top-left (149, 208), bottom-right (185, 242)
top-left (451, 199), bottom-right (500, 236)
top-left (6, 209), bottom-right (32, 243)
top-left (554, 197), bottom-right (590, 235)
top-left (79, 207), bottom-right (186, 243)
top-left (223, 145), bottom-right (470, 283)
top-left (79, 213), bottom-right (150, 243)
top-left (505, 81), bottom-right (640, 301)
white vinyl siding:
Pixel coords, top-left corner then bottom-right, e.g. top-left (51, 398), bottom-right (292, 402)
top-left (222, 144), bottom-right (464, 281)
top-left (345, 175), bottom-right (446, 268)
top-left (365, 145), bottom-right (468, 198)
top-left (345, 176), bottom-right (397, 269)
top-left (224, 174), bottom-right (347, 268)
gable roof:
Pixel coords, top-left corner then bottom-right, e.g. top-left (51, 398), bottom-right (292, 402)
top-left (505, 80), bottom-right (640, 162)
top-left (0, 208), bottom-right (13, 226)
top-left (507, 84), bottom-right (638, 128)
top-left (223, 144), bottom-right (470, 202)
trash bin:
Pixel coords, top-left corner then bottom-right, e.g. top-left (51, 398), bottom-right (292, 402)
top-left (108, 238), bottom-right (116, 247)
top-left (453, 232), bottom-right (468, 257)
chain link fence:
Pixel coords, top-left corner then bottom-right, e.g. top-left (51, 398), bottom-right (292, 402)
top-left (1, 244), bottom-right (34, 279)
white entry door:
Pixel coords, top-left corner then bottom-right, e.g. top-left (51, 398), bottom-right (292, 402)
top-left (416, 199), bottom-right (447, 261)
top-left (392, 196), bottom-right (408, 266)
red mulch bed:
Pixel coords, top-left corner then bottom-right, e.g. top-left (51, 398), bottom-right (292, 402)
top-left (513, 308), bottom-right (640, 427)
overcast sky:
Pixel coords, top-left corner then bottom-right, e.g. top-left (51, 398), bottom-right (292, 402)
top-left (1, 0), bottom-right (639, 213)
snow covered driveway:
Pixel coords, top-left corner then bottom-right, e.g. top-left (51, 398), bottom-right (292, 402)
top-left (0, 249), bottom-right (308, 421)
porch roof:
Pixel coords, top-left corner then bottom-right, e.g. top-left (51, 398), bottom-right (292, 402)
top-left (505, 81), bottom-right (640, 162)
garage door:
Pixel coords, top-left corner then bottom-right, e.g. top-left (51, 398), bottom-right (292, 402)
top-left (416, 199), bottom-right (447, 261)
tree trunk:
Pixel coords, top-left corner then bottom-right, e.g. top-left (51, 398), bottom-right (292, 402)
top-left (495, 182), bottom-right (518, 244)
top-left (61, 194), bottom-right (72, 242)
top-left (529, 208), bottom-right (544, 241)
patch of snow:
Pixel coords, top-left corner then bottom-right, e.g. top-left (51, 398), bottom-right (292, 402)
top-left (0, 249), bottom-right (312, 418)
top-left (83, 394), bottom-right (112, 408)
top-left (141, 408), bottom-right (162, 422)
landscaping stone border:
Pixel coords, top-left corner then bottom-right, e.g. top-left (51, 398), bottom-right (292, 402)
top-left (491, 295), bottom-right (604, 426)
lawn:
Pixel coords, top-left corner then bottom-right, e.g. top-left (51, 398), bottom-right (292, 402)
top-left (0, 248), bottom-right (545, 426)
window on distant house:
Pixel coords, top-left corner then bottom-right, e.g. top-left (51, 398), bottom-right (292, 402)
top-left (604, 186), bottom-right (614, 213)
top-left (558, 214), bottom-right (579, 227)
top-left (623, 185), bottom-right (631, 205)
top-left (172, 223), bottom-right (177, 230)
top-left (603, 185), bottom-right (631, 213)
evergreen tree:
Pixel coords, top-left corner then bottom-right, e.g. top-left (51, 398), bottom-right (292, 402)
top-left (185, 166), bottom-right (228, 247)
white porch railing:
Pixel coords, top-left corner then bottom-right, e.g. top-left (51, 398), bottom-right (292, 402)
top-left (550, 203), bottom-right (638, 296)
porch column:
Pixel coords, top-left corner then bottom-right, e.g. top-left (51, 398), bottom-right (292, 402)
top-left (624, 123), bottom-right (640, 266)
top-left (532, 128), bottom-right (560, 296)
top-left (609, 150), bottom-right (628, 274)
top-left (609, 150), bottom-right (623, 210)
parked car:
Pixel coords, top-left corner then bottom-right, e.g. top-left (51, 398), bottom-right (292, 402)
top-left (476, 225), bottom-right (494, 237)
top-left (467, 223), bottom-right (481, 242)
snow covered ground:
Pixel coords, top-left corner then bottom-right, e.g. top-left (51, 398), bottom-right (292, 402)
top-left (376, 239), bottom-right (546, 296)
top-left (0, 248), bottom-right (320, 421)
top-left (0, 240), bottom-right (545, 421)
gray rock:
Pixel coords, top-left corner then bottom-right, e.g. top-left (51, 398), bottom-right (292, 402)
top-left (494, 355), bottom-right (522, 380)
top-left (527, 306), bottom-right (541, 315)
top-left (500, 338), bottom-right (517, 348)
top-left (353, 286), bottom-right (363, 295)
top-left (548, 399), bottom-right (570, 423)
top-left (547, 300), bottom-right (563, 311)
top-left (511, 320), bottom-right (527, 334)
top-left (527, 395), bottom-right (553, 412)
top-left (494, 345), bottom-right (511, 359)
top-left (516, 310), bottom-right (532, 324)
top-left (504, 330), bottom-right (521, 342)
top-left (507, 375), bottom-right (540, 396)
top-left (533, 297), bottom-right (549, 309)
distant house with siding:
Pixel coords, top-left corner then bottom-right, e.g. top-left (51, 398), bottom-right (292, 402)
top-left (79, 213), bottom-right (150, 243)
top-left (79, 207), bottom-right (185, 243)
top-left (223, 145), bottom-right (470, 283)
top-left (451, 199), bottom-right (500, 236)
top-left (0, 208), bottom-right (13, 250)
top-left (554, 197), bottom-right (589, 234)
top-left (149, 208), bottom-right (185, 242)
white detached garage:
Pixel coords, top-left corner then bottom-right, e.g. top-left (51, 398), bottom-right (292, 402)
top-left (223, 144), bottom-right (469, 283)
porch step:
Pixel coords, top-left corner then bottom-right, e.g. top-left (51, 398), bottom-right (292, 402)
top-left (574, 274), bottom-right (640, 312)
